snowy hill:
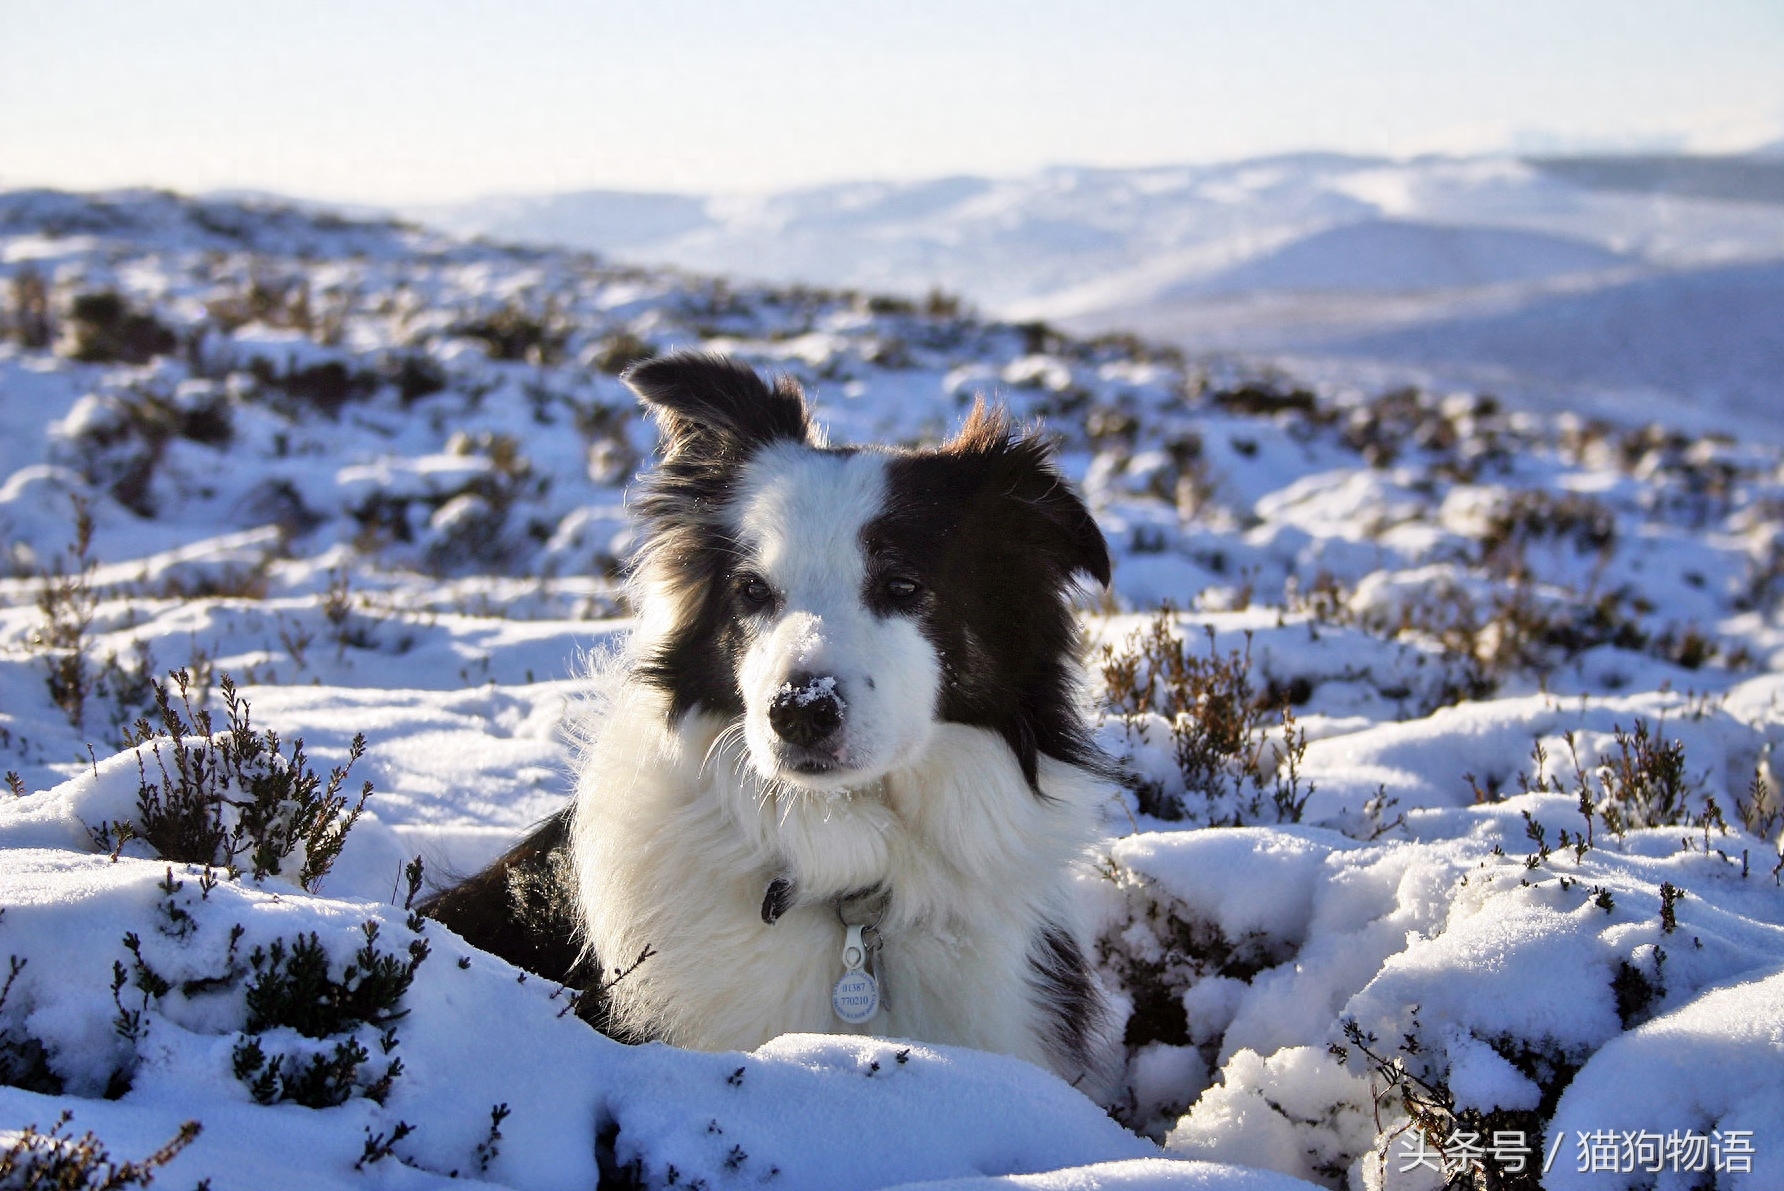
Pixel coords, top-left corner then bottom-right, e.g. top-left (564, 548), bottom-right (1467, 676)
top-left (0, 188), bottom-right (427, 258)
top-left (415, 153), bottom-right (1784, 428)
top-left (1326, 260), bottom-right (1784, 433)
top-left (1526, 154), bottom-right (1784, 205)
top-left (1176, 221), bottom-right (1630, 295)
top-left (2, 190), bottom-right (1784, 1190)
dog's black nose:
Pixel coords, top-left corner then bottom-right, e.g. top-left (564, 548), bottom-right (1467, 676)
top-left (768, 673), bottom-right (845, 747)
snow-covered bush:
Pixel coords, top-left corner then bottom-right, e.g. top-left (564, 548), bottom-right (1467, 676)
top-left (1098, 612), bottom-right (1312, 825)
top-left (228, 917), bottom-right (427, 1109)
top-left (90, 672), bottom-right (371, 891)
top-left (62, 291), bottom-right (177, 367)
top-left (1089, 712), bottom-right (1784, 1189)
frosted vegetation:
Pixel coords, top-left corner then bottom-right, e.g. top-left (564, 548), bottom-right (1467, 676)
top-left (1, 189), bottom-right (1782, 1189)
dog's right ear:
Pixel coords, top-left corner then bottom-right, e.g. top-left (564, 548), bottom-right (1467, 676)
top-left (624, 351), bottom-right (812, 457)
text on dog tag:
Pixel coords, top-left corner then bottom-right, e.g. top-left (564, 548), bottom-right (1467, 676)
top-left (832, 924), bottom-right (880, 1025)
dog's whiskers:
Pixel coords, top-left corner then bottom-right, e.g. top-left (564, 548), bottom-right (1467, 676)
top-left (705, 726), bottom-right (787, 817)
top-left (774, 779), bottom-right (803, 827)
top-left (700, 720), bottom-right (747, 779)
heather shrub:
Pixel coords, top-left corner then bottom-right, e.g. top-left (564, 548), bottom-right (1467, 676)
top-left (28, 498), bottom-right (159, 737)
top-left (6, 267), bottom-right (53, 348)
top-left (230, 920), bottom-right (428, 1109)
top-left (454, 303), bottom-right (563, 364)
top-left (1479, 489), bottom-right (1617, 581)
top-left (247, 357), bottom-right (376, 417)
top-left (589, 328), bottom-right (655, 375)
top-left (63, 291), bottom-right (177, 365)
top-left (0, 1111), bottom-right (198, 1190)
top-left (91, 672), bottom-right (372, 891)
top-left (58, 382), bottom-right (231, 515)
top-left (1099, 612), bottom-right (1311, 824)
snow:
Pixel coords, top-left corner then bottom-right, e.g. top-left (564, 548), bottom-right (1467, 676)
top-left (779, 674), bottom-right (843, 708)
top-left (1328, 260), bottom-right (1784, 436)
top-left (1545, 968), bottom-right (1784, 1189)
top-left (2, 187), bottom-right (1783, 1189)
top-left (880, 1160), bottom-right (1322, 1190)
top-left (1184, 221), bottom-right (1629, 295)
top-left (0, 849), bottom-right (609, 1190)
top-left (1122, 796), bottom-right (1784, 1186)
top-left (0, 850), bottom-right (1167, 1191)
top-left (411, 154), bottom-right (1784, 433)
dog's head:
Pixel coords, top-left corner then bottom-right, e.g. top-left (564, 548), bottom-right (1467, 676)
top-left (625, 352), bottom-right (1110, 793)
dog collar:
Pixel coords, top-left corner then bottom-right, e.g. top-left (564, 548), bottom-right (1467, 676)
top-left (758, 875), bottom-right (891, 928)
top-left (760, 875), bottom-right (795, 924)
top-left (759, 875), bottom-right (890, 1023)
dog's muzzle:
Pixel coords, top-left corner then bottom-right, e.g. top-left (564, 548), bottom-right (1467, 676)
top-left (768, 672), bottom-right (846, 763)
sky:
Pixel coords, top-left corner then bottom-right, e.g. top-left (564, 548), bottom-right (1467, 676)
top-left (3, 0), bottom-right (1783, 205)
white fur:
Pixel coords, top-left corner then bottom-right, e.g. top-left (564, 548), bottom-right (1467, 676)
top-left (731, 444), bottom-right (941, 791)
top-left (569, 440), bottom-right (1112, 1085)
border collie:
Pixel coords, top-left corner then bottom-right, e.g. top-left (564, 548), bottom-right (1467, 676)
top-left (424, 352), bottom-right (1115, 1087)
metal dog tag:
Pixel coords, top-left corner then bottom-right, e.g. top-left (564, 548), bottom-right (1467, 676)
top-left (831, 924), bottom-right (880, 1025)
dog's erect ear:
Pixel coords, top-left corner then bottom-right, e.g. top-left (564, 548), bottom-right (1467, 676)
top-left (947, 401), bottom-right (1112, 588)
top-left (624, 351), bottom-right (811, 456)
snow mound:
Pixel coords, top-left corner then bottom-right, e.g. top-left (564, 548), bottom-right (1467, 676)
top-left (1546, 968), bottom-right (1784, 1189)
top-left (0, 850), bottom-right (1167, 1190)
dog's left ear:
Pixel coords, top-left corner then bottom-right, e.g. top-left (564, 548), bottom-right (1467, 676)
top-left (623, 351), bottom-right (812, 457)
top-left (947, 402), bottom-right (1112, 588)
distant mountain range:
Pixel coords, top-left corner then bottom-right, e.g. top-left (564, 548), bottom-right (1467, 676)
top-left (402, 151), bottom-right (1784, 428)
top-left (1527, 151), bottom-right (1784, 202)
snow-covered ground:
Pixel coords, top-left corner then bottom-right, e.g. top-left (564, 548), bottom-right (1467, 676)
top-left (2, 188), bottom-right (1783, 1189)
top-left (414, 153), bottom-right (1784, 437)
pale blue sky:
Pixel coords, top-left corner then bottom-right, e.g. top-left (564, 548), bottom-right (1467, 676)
top-left (3, 0), bottom-right (1782, 203)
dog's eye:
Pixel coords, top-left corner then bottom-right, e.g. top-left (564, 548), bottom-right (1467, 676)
top-left (738, 576), bottom-right (774, 607)
top-left (884, 577), bottom-right (921, 601)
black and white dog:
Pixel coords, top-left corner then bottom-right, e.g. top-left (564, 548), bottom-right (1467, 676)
top-left (425, 352), bottom-right (1115, 1087)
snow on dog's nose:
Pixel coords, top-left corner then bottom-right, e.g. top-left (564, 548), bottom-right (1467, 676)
top-left (768, 672), bottom-right (845, 748)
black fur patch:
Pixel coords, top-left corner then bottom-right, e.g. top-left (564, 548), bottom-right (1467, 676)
top-left (1028, 923), bottom-right (1101, 1072)
top-left (625, 351), bottom-right (810, 454)
top-left (760, 876), bottom-right (796, 924)
top-left (624, 351), bottom-right (813, 721)
top-left (869, 403), bottom-right (1112, 787)
top-left (416, 810), bottom-right (582, 960)
top-left (417, 809), bottom-right (645, 1036)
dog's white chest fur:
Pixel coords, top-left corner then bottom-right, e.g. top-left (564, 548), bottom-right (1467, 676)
top-left (571, 689), bottom-right (1107, 1077)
